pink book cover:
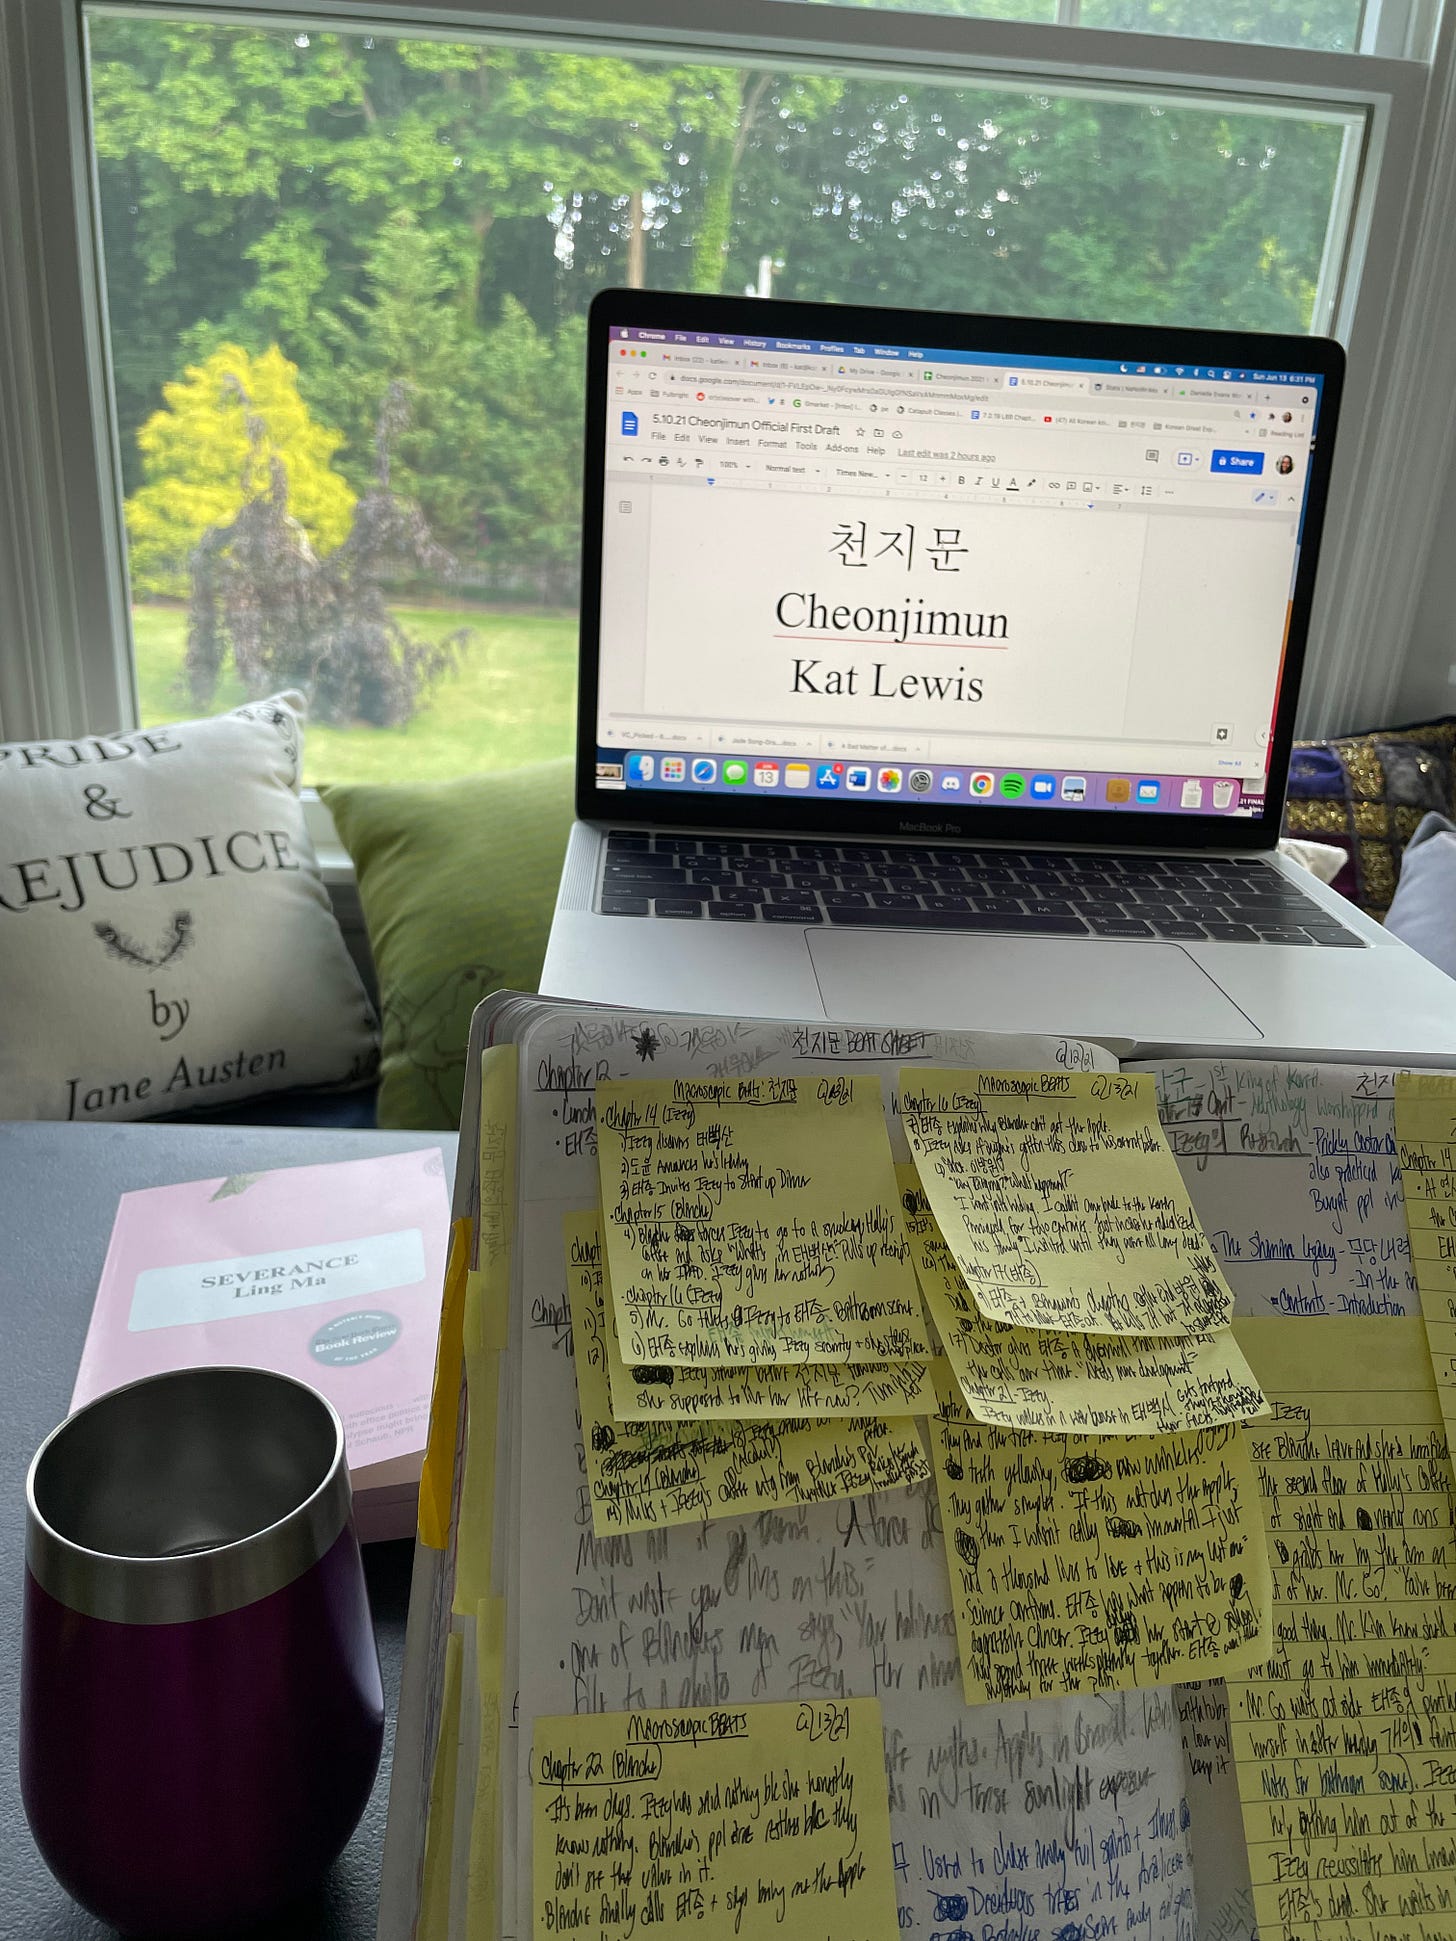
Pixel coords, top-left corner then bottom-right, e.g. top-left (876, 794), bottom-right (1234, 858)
top-left (73, 1148), bottom-right (451, 1540)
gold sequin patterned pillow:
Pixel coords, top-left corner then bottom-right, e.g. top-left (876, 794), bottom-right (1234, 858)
top-left (1282, 717), bottom-right (1456, 918)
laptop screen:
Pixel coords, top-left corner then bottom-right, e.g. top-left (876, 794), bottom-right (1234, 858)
top-left (586, 302), bottom-right (1336, 832)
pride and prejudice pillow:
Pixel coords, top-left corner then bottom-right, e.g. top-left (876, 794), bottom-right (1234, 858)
top-left (0, 694), bottom-right (377, 1120)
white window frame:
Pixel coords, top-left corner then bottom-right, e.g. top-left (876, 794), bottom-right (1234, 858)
top-left (2, 0), bottom-right (1454, 762)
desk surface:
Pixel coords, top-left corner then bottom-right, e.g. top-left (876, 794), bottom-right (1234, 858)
top-left (0, 1121), bottom-right (458, 1941)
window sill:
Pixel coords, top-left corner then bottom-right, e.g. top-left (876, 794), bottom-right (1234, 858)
top-left (302, 787), bottom-right (356, 887)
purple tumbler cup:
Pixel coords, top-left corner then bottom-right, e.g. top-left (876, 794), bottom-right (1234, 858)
top-left (21, 1366), bottom-right (384, 1935)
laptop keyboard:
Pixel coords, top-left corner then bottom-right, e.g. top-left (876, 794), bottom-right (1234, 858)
top-left (597, 833), bottom-right (1364, 946)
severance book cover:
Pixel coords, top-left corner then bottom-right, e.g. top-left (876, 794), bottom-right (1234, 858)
top-left (73, 1147), bottom-right (451, 1541)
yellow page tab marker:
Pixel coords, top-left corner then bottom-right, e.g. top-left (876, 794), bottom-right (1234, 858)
top-left (418, 1215), bottom-right (472, 1551)
top-left (467, 1597), bottom-right (506, 1941)
top-left (418, 1629), bottom-right (464, 1941)
top-left (532, 1698), bottom-right (898, 1941)
top-left (928, 1361), bottom-right (1270, 1703)
top-left (595, 1074), bottom-right (931, 1365)
top-left (898, 1164), bottom-right (1267, 1433)
top-left (474, 1041), bottom-right (518, 1358)
top-left (1229, 1317), bottom-right (1456, 1941)
top-left (570, 1210), bottom-right (933, 1422)
top-left (563, 1211), bottom-right (927, 1537)
top-left (900, 1068), bottom-right (1236, 1335)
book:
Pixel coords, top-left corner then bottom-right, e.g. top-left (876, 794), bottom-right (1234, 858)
top-left (73, 1146), bottom-right (451, 1543)
top-left (377, 995), bottom-right (1447, 1941)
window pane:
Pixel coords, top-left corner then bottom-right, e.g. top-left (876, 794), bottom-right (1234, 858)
top-left (783, 0), bottom-right (1365, 53)
top-left (1075, 1), bottom-right (1363, 51)
top-left (87, 15), bottom-right (1359, 783)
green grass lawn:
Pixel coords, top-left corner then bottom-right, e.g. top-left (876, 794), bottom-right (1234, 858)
top-left (131, 601), bottom-right (578, 786)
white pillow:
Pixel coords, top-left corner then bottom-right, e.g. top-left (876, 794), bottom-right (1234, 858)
top-left (1385, 813), bottom-right (1456, 982)
top-left (0, 693), bottom-right (378, 1121)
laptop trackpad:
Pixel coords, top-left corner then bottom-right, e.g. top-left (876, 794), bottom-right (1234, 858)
top-left (806, 933), bottom-right (1262, 1045)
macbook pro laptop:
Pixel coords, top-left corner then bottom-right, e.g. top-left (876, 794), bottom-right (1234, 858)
top-left (543, 290), bottom-right (1456, 1061)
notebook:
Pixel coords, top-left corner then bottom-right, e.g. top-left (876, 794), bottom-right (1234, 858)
top-left (378, 992), bottom-right (1452, 1941)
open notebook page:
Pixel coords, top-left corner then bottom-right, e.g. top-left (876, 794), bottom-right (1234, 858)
top-left (1127, 1058), bottom-right (1417, 1319)
top-left (490, 1009), bottom-right (1217, 1941)
top-left (1124, 1057), bottom-right (1429, 1941)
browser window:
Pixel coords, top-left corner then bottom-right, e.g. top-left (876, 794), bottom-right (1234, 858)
top-left (595, 325), bottom-right (1327, 819)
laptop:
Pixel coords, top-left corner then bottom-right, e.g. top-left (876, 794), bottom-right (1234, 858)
top-left (543, 289), bottom-right (1456, 1062)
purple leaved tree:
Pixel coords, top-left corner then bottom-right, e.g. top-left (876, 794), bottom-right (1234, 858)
top-left (186, 380), bottom-right (468, 728)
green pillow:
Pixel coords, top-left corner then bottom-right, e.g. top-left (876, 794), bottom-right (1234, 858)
top-left (322, 761), bottom-right (573, 1128)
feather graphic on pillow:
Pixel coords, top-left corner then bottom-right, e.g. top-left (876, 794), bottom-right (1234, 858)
top-left (92, 910), bottom-right (194, 969)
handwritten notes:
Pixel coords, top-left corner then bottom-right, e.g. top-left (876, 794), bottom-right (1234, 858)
top-left (1148, 1058), bottom-right (1416, 1317)
top-left (899, 1165), bottom-right (1267, 1434)
top-left (928, 1362), bottom-right (1270, 1703)
top-left (1228, 1318), bottom-right (1456, 1940)
top-left (531, 1699), bottom-right (898, 1941)
top-left (900, 1070), bottom-right (1235, 1335)
top-left (485, 1010), bottom-right (1214, 1941)
top-left (567, 1214), bottom-right (933, 1423)
top-left (595, 1076), bottom-right (930, 1365)
top-left (1176, 1683), bottom-right (1257, 1941)
top-left (563, 1211), bottom-right (929, 1535)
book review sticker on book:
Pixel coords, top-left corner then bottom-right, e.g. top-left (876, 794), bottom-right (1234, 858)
top-left (0, 693), bottom-right (378, 1121)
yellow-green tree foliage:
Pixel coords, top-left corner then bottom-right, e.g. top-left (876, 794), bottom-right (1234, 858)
top-left (125, 344), bottom-right (355, 597)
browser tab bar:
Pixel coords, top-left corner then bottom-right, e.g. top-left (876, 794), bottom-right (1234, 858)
top-left (1006, 371), bottom-right (1087, 394)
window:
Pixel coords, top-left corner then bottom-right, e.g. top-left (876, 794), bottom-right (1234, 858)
top-left (85, 14), bottom-right (1365, 783)
top-left (2, 1), bottom-right (1451, 763)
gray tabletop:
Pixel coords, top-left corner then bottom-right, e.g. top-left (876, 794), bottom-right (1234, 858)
top-left (0, 1121), bottom-right (458, 1941)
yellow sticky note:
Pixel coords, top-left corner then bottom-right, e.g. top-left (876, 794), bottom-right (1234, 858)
top-left (454, 1045), bottom-right (519, 1611)
top-left (898, 1164), bottom-right (1267, 1433)
top-left (566, 1210), bottom-right (935, 1422)
top-left (531, 1699), bottom-right (899, 1941)
top-left (453, 1294), bottom-right (499, 1615)
top-left (474, 1042), bottom-right (518, 1358)
top-left (467, 1597), bottom-right (506, 1941)
top-left (1229, 1318), bottom-right (1456, 1940)
top-left (418, 1629), bottom-right (464, 1941)
top-left (418, 1216), bottom-right (472, 1551)
top-left (595, 1074), bottom-right (930, 1364)
top-left (563, 1211), bottom-right (928, 1536)
top-left (900, 1068), bottom-right (1235, 1335)
top-left (927, 1361), bottom-right (1271, 1703)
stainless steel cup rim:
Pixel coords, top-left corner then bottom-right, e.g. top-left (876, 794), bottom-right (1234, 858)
top-left (26, 1366), bottom-right (353, 1624)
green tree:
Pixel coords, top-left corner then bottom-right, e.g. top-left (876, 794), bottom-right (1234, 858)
top-left (325, 41), bottom-right (678, 326)
top-left (90, 15), bottom-right (1354, 624)
top-left (682, 71), bottom-right (843, 294)
top-left (736, 78), bottom-right (1338, 331)
top-left (310, 211), bottom-right (485, 548)
top-left (125, 344), bottom-right (356, 597)
top-left (89, 22), bottom-right (362, 472)
top-left (308, 220), bottom-right (584, 592)
top-left (472, 300), bottom-right (587, 599)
